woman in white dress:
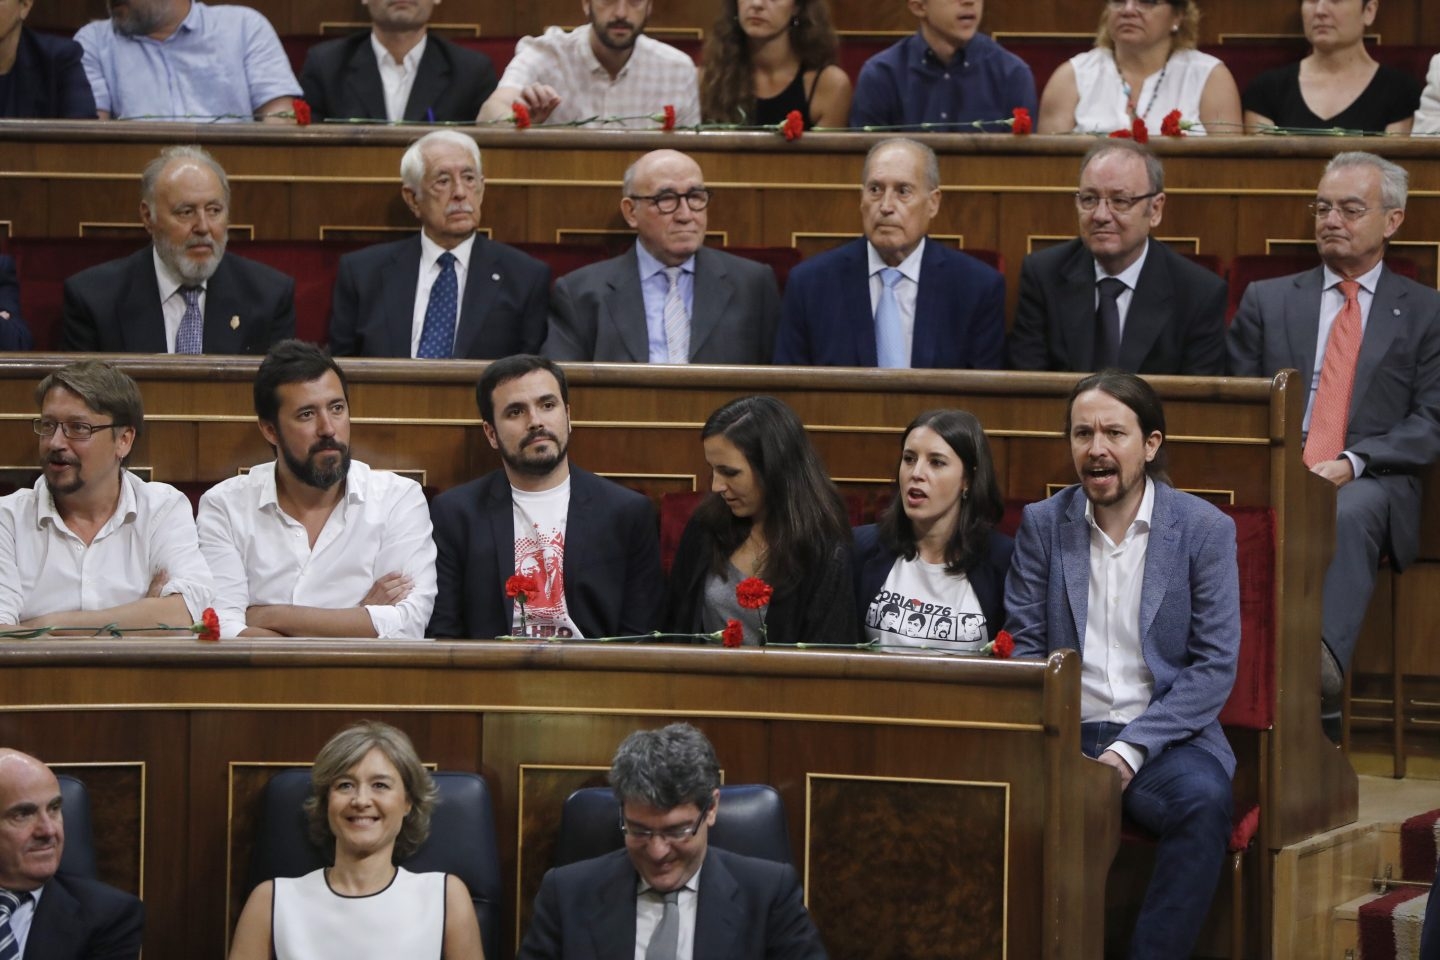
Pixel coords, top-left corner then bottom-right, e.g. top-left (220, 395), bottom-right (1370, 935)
top-left (230, 721), bottom-right (484, 959)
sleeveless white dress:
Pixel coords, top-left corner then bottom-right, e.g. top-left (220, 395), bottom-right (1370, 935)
top-left (272, 867), bottom-right (445, 959)
top-left (1070, 47), bottom-right (1221, 135)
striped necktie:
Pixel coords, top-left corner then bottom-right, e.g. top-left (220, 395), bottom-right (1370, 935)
top-left (662, 266), bottom-right (690, 364)
top-left (0, 889), bottom-right (32, 960)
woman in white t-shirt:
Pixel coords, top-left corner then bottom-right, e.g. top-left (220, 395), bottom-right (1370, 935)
top-left (854, 409), bottom-right (1013, 653)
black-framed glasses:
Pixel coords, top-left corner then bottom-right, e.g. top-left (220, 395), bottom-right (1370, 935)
top-left (33, 419), bottom-right (120, 440)
top-left (627, 189), bottom-right (712, 214)
top-left (1308, 201), bottom-right (1373, 222)
top-left (620, 801), bottom-right (711, 844)
top-left (1075, 191), bottom-right (1159, 213)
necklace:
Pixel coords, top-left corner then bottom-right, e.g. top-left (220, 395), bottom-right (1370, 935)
top-left (1118, 53), bottom-right (1170, 123)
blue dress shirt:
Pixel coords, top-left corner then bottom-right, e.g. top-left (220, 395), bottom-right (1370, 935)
top-left (635, 241), bottom-right (696, 363)
top-left (849, 31), bottom-right (1037, 131)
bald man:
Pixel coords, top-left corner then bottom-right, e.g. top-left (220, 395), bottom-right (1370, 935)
top-left (542, 149), bottom-right (781, 364)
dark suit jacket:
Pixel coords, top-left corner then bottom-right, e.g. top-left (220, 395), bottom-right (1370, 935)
top-left (1005, 482), bottom-right (1240, 776)
top-left (2, 28), bottom-right (96, 119)
top-left (517, 847), bottom-right (828, 960)
top-left (299, 30), bottom-right (497, 123)
top-left (427, 466), bottom-right (662, 639)
top-left (853, 523), bottom-right (1013, 641)
top-left (0, 254), bottom-right (32, 350)
top-left (28, 871), bottom-right (145, 960)
top-left (328, 234), bottom-right (550, 359)
top-left (60, 247), bottom-right (295, 354)
top-left (1007, 237), bottom-right (1226, 374)
top-left (775, 237), bottom-right (1004, 368)
top-left (543, 245), bottom-right (781, 364)
top-left (1227, 264), bottom-right (1440, 570)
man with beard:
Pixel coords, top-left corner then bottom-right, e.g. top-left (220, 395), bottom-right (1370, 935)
top-left (0, 360), bottom-right (214, 631)
top-left (75, 0), bottom-right (299, 121)
top-left (1005, 370), bottom-right (1239, 958)
top-left (197, 340), bottom-right (437, 638)
top-left (328, 130), bottom-right (549, 359)
top-left (61, 145), bottom-right (295, 354)
top-left (427, 354), bottom-right (661, 639)
top-left (476, 0), bottom-right (699, 128)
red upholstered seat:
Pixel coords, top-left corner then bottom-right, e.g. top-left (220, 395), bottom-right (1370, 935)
top-left (1181, 252), bottom-right (1225, 279)
top-left (723, 246), bottom-right (803, 293)
top-left (228, 239), bottom-right (371, 345)
top-left (9, 237), bottom-right (140, 351)
top-left (659, 490), bottom-right (707, 575)
top-left (511, 242), bottom-right (615, 282)
top-left (963, 248), bottom-right (1005, 275)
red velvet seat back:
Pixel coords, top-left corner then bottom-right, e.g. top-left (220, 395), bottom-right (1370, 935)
top-left (228, 239), bottom-right (370, 345)
top-left (10, 237), bottom-right (140, 351)
top-left (724, 246), bottom-right (803, 293)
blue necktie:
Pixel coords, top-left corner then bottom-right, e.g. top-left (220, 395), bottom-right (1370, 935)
top-left (416, 252), bottom-right (458, 359)
top-left (176, 285), bottom-right (204, 355)
top-left (875, 267), bottom-right (907, 368)
top-left (0, 889), bottom-right (31, 960)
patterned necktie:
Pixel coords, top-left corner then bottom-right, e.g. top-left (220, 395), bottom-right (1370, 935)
top-left (1304, 279), bottom-right (1363, 467)
top-left (416, 251), bottom-right (458, 359)
top-left (0, 889), bottom-right (32, 960)
top-left (645, 889), bottom-right (680, 960)
top-left (662, 266), bottom-right (690, 364)
top-left (176, 285), bottom-right (204, 355)
top-left (1094, 277), bottom-right (1126, 370)
top-left (875, 267), bottom-right (907, 368)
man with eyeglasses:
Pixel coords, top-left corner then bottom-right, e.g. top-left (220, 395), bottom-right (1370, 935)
top-left (1007, 138), bottom-right (1226, 375)
top-left (1228, 151), bottom-right (1440, 740)
top-left (0, 360), bottom-right (213, 631)
top-left (518, 723), bottom-right (826, 960)
top-left (543, 149), bottom-right (781, 364)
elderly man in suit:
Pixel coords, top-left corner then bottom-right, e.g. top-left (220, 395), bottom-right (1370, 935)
top-left (328, 130), bottom-right (550, 359)
top-left (1007, 139), bottom-right (1226, 375)
top-left (543, 149), bottom-right (781, 364)
top-left (61, 145), bottom-right (294, 354)
top-left (775, 137), bottom-right (1004, 369)
top-left (1228, 151), bottom-right (1440, 737)
top-left (0, 749), bottom-right (144, 959)
top-left (518, 723), bottom-right (826, 960)
top-left (1006, 371), bottom-right (1240, 959)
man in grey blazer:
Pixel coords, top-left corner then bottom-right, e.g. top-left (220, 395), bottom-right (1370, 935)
top-left (542, 150), bottom-right (781, 364)
top-left (1006, 371), bottom-right (1240, 959)
top-left (1228, 152), bottom-right (1440, 736)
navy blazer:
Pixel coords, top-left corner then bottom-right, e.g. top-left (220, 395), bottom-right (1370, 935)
top-left (28, 872), bottom-right (145, 960)
top-left (60, 247), bottom-right (295, 354)
top-left (328, 234), bottom-right (550, 359)
top-left (299, 31), bottom-right (497, 123)
top-left (2, 28), bottom-right (96, 119)
top-left (427, 466), bottom-right (662, 639)
top-left (518, 847), bottom-right (828, 960)
top-left (853, 523), bottom-right (1013, 642)
top-left (775, 237), bottom-right (1004, 368)
top-left (0, 254), bottom-right (32, 350)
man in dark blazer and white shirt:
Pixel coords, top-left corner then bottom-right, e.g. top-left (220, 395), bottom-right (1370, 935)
top-left (1007, 139), bottom-right (1226, 375)
top-left (543, 149), bottom-right (781, 364)
top-left (328, 130), bottom-right (550, 359)
top-left (299, 0), bottom-right (497, 123)
top-left (775, 137), bottom-right (1004, 369)
top-left (0, 748), bottom-right (144, 960)
top-left (61, 145), bottom-right (294, 354)
top-left (1228, 151), bottom-right (1440, 732)
top-left (518, 723), bottom-right (827, 960)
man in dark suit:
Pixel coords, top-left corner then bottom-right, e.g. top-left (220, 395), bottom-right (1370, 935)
top-left (775, 137), bottom-right (1004, 368)
top-left (0, 748), bottom-right (144, 960)
top-left (1007, 139), bottom-right (1226, 375)
top-left (2, 25), bottom-right (96, 118)
top-left (428, 355), bottom-right (660, 639)
top-left (299, 0), bottom-right (497, 123)
top-left (61, 145), bottom-right (294, 354)
top-left (0, 256), bottom-right (32, 350)
top-left (518, 723), bottom-right (826, 960)
top-left (1006, 371), bottom-right (1239, 958)
top-left (543, 149), bottom-right (780, 364)
top-left (1228, 151), bottom-right (1440, 736)
top-left (329, 130), bottom-right (549, 359)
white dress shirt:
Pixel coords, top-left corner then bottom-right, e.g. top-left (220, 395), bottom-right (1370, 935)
top-left (0, 472), bottom-right (213, 625)
top-left (1305, 260), bottom-right (1383, 478)
top-left (408, 232), bottom-right (475, 358)
top-left (196, 459), bottom-right (437, 638)
top-left (1091, 238), bottom-right (1150, 338)
top-left (371, 32), bottom-right (427, 122)
top-left (634, 865), bottom-right (701, 960)
top-left (8, 883), bottom-right (41, 956)
top-left (154, 246), bottom-right (207, 354)
top-left (866, 237), bottom-right (926, 366)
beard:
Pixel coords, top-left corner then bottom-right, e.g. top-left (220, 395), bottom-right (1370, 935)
top-left (282, 437), bottom-right (351, 490)
top-left (41, 451), bottom-right (86, 496)
top-left (590, 10), bottom-right (647, 51)
top-left (499, 428), bottom-right (568, 477)
top-left (155, 231), bottom-right (226, 284)
top-left (110, 0), bottom-right (169, 37)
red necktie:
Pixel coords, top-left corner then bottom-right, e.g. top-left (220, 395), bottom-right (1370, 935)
top-left (1304, 279), bottom-right (1362, 467)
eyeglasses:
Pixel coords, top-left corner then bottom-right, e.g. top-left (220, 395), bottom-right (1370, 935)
top-left (627, 189), bottom-right (712, 214)
top-left (1308, 201), bottom-right (1374, 222)
top-left (620, 803), bottom-right (710, 845)
top-left (1075, 191), bottom-right (1159, 213)
top-left (1106, 0), bottom-right (1170, 8)
top-left (33, 419), bottom-right (120, 440)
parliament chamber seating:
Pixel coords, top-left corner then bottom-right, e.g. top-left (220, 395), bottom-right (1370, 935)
top-left (56, 773), bottom-right (99, 879)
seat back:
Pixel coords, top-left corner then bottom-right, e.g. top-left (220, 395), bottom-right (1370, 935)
top-left (57, 774), bottom-right (98, 879)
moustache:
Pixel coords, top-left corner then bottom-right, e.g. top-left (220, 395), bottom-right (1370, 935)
top-left (446, 204), bottom-right (474, 216)
top-left (309, 438), bottom-right (346, 455)
top-left (46, 454), bottom-right (79, 466)
top-left (605, 19), bottom-right (635, 30)
top-left (522, 430), bottom-right (558, 448)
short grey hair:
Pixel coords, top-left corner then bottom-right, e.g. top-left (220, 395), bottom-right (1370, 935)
top-left (1079, 139), bottom-right (1165, 195)
top-left (862, 137), bottom-right (941, 193)
top-left (1324, 151), bottom-right (1409, 211)
top-left (140, 145), bottom-right (230, 206)
top-left (609, 723), bottom-right (720, 811)
top-left (400, 130), bottom-right (482, 193)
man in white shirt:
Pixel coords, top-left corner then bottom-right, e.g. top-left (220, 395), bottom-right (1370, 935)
top-left (476, 0), bottom-right (700, 128)
top-left (0, 360), bottom-right (213, 631)
top-left (197, 340), bottom-right (437, 638)
top-left (1005, 370), bottom-right (1240, 958)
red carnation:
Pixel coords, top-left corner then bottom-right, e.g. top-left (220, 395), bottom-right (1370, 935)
top-left (1011, 107), bottom-right (1032, 135)
top-left (722, 618), bottom-right (744, 648)
top-left (1160, 109), bottom-right (1185, 137)
top-left (992, 629), bottom-right (1014, 659)
top-left (292, 99), bottom-right (311, 126)
top-left (506, 574), bottom-right (538, 601)
top-left (781, 109), bottom-right (804, 141)
top-left (661, 104), bottom-right (677, 131)
top-left (1131, 116), bottom-right (1149, 143)
top-left (1109, 128), bottom-right (1132, 140)
top-left (195, 607), bottom-right (221, 643)
top-left (736, 577), bottom-right (774, 610)
top-left (512, 102), bottom-right (531, 129)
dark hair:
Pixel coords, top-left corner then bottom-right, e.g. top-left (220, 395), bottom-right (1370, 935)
top-left (876, 410), bottom-right (1003, 575)
top-left (36, 361), bottom-right (145, 465)
top-left (475, 354), bottom-right (568, 424)
top-left (692, 396), bottom-right (850, 590)
top-left (610, 722), bottom-right (720, 810)
top-left (699, 0), bottom-right (839, 124)
top-left (1065, 370), bottom-right (1170, 483)
top-left (254, 340), bottom-right (348, 424)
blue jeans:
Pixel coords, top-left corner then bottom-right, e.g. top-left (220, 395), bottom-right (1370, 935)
top-left (1082, 723), bottom-right (1233, 959)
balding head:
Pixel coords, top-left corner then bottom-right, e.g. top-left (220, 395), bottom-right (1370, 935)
top-left (621, 150), bottom-right (710, 267)
top-left (0, 749), bottom-right (65, 891)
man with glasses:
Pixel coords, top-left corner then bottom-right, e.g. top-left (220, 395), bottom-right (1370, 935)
top-left (518, 723), bottom-right (826, 959)
top-left (0, 360), bottom-right (213, 631)
top-left (543, 149), bottom-right (781, 364)
top-left (1007, 139), bottom-right (1226, 374)
top-left (1228, 151), bottom-right (1440, 740)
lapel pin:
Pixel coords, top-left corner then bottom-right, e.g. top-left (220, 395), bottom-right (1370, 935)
top-left (492, 273), bottom-right (501, 281)
top-left (230, 315), bottom-right (240, 330)
top-left (1394, 308), bottom-right (1401, 316)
